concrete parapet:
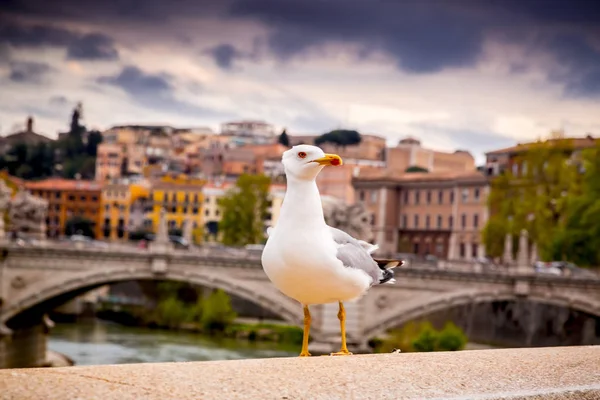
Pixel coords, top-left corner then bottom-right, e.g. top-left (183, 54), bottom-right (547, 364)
top-left (0, 346), bottom-right (599, 399)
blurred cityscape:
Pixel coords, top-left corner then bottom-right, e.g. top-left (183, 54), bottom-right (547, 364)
top-left (1, 0), bottom-right (599, 374)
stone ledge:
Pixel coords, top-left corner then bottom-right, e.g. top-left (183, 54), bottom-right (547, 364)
top-left (1, 346), bottom-right (599, 399)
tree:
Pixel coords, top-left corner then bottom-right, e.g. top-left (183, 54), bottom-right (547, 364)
top-left (218, 174), bottom-right (271, 246)
top-left (65, 216), bottom-right (96, 238)
top-left (436, 322), bottom-right (467, 351)
top-left (405, 166), bottom-right (429, 173)
top-left (86, 130), bottom-right (103, 156)
top-left (278, 128), bottom-right (290, 147)
top-left (201, 289), bottom-right (237, 331)
top-left (551, 143), bottom-right (600, 266)
top-left (483, 134), bottom-right (582, 261)
top-left (314, 129), bottom-right (361, 147)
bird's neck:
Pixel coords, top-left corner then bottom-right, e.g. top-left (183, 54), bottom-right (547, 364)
top-left (280, 178), bottom-right (325, 228)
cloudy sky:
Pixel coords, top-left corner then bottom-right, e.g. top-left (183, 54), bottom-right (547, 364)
top-left (1, 0), bottom-right (600, 163)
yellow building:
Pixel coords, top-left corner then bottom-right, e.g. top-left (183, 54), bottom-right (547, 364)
top-left (147, 175), bottom-right (205, 235)
top-left (100, 181), bottom-right (150, 240)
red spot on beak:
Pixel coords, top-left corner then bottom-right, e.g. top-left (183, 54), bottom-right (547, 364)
top-left (331, 158), bottom-right (341, 166)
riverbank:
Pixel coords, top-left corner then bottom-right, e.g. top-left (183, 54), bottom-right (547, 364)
top-left (3, 346), bottom-right (599, 399)
top-left (47, 320), bottom-right (298, 366)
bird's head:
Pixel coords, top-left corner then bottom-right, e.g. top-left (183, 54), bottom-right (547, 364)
top-left (282, 145), bottom-right (343, 181)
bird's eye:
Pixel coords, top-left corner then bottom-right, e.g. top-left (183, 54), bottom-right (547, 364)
top-left (298, 152), bottom-right (307, 159)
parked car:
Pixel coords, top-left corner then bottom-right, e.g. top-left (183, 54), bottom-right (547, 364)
top-left (533, 261), bottom-right (597, 278)
top-left (143, 233), bottom-right (190, 249)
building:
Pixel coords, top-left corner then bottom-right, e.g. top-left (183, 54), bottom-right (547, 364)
top-left (289, 133), bottom-right (387, 161)
top-left (146, 175), bottom-right (205, 235)
top-left (316, 159), bottom-right (386, 204)
top-left (484, 134), bottom-right (598, 177)
top-left (386, 137), bottom-right (475, 173)
top-left (26, 178), bottom-right (102, 238)
top-left (0, 117), bottom-right (53, 155)
top-left (99, 181), bottom-right (150, 240)
top-left (200, 143), bottom-right (288, 179)
top-left (353, 170), bottom-right (489, 260)
top-left (220, 120), bottom-right (275, 138)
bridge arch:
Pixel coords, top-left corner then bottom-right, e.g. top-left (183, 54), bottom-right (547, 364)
top-left (364, 289), bottom-right (600, 341)
top-left (2, 268), bottom-right (304, 331)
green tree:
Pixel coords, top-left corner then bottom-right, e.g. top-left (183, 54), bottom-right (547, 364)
top-left (484, 134), bottom-right (582, 261)
top-left (278, 128), bottom-right (290, 147)
top-left (551, 143), bottom-right (600, 266)
top-left (201, 289), bottom-right (237, 331)
top-left (314, 129), bottom-right (361, 147)
top-left (218, 174), bottom-right (271, 246)
top-left (411, 323), bottom-right (438, 352)
top-left (86, 130), bottom-right (103, 156)
top-left (436, 322), bottom-right (467, 351)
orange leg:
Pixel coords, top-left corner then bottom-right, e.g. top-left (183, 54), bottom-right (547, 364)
top-left (331, 301), bottom-right (353, 356)
top-left (299, 305), bottom-right (311, 357)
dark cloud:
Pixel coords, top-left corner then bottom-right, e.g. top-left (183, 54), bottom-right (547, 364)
top-left (0, 20), bottom-right (119, 61)
top-left (97, 66), bottom-right (173, 96)
top-left (97, 66), bottom-right (229, 118)
top-left (66, 33), bottom-right (119, 61)
top-left (8, 61), bottom-right (53, 83)
top-left (3, 0), bottom-right (230, 23)
top-left (205, 44), bottom-right (245, 70)
top-left (546, 35), bottom-right (600, 98)
top-left (229, 0), bottom-right (485, 73)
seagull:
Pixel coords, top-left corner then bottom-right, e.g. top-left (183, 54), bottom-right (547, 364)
top-left (262, 144), bottom-right (403, 357)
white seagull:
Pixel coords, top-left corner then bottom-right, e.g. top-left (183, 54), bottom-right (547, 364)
top-left (262, 144), bottom-right (403, 357)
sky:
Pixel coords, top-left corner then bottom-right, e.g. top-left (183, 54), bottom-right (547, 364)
top-left (1, 0), bottom-right (600, 164)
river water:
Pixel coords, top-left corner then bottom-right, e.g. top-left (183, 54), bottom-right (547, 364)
top-left (48, 319), bottom-right (297, 366)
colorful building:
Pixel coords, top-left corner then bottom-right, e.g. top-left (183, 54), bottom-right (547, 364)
top-left (25, 178), bottom-right (102, 238)
top-left (99, 182), bottom-right (150, 240)
top-left (146, 175), bottom-right (205, 234)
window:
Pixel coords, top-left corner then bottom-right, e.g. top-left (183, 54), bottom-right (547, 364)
top-left (68, 195), bottom-right (75, 201)
top-left (414, 215), bottom-right (419, 229)
top-left (415, 190), bottom-right (420, 205)
top-left (473, 214), bottom-right (479, 228)
top-left (205, 197), bottom-right (210, 204)
top-left (413, 243), bottom-right (420, 254)
top-left (216, 209), bottom-right (220, 216)
top-left (461, 214), bottom-right (467, 229)
top-left (205, 209), bottom-right (209, 216)
top-left (426, 191), bottom-right (431, 204)
top-left (403, 191), bottom-right (409, 204)
top-left (359, 191), bottom-right (365, 202)
top-left (449, 216), bottom-right (453, 229)
top-left (402, 214), bottom-right (407, 228)
top-left (193, 208), bottom-right (198, 214)
top-left (437, 215), bottom-right (442, 229)
top-left (370, 214), bottom-right (376, 225)
top-left (472, 243), bottom-right (478, 258)
top-left (438, 190), bottom-right (443, 204)
top-left (459, 243), bottom-right (465, 258)
top-left (474, 188), bottom-right (480, 200)
top-left (450, 190), bottom-right (455, 204)
top-left (370, 190), bottom-right (378, 203)
top-left (461, 189), bottom-right (468, 203)
top-left (425, 215), bottom-right (430, 229)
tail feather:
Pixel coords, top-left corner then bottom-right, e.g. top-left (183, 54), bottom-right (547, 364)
top-left (374, 258), bottom-right (404, 284)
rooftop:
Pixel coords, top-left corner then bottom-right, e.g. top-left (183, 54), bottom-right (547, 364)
top-left (25, 178), bottom-right (102, 191)
top-left (354, 169), bottom-right (486, 184)
top-left (1, 346), bottom-right (598, 399)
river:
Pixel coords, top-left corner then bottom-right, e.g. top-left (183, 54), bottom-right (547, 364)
top-left (48, 319), bottom-right (297, 366)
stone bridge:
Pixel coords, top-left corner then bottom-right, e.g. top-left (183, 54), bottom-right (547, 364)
top-left (1, 241), bottom-right (600, 368)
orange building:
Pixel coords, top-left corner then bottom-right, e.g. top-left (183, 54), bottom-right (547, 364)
top-left (26, 179), bottom-right (103, 238)
top-left (386, 137), bottom-right (475, 173)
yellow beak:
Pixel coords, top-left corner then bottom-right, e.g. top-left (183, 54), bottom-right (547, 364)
top-left (311, 153), bottom-right (343, 166)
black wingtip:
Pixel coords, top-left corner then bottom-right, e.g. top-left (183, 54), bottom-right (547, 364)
top-left (379, 268), bottom-right (394, 284)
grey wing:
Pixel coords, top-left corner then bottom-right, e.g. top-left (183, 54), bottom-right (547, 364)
top-left (328, 226), bottom-right (383, 285)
